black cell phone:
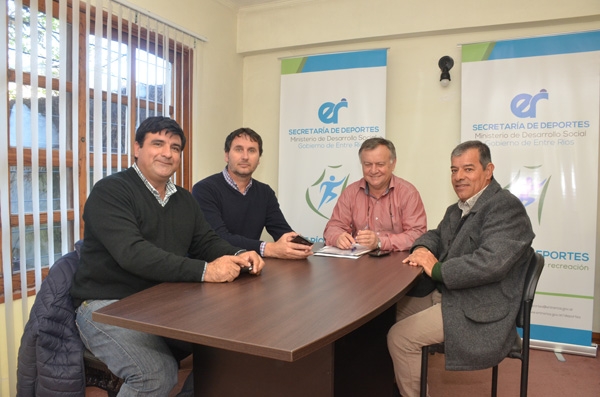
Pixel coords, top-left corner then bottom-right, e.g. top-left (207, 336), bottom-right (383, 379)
top-left (291, 235), bottom-right (313, 246)
top-left (369, 250), bottom-right (391, 257)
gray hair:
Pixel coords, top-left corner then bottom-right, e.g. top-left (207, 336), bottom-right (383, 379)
top-left (358, 137), bottom-right (396, 161)
top-left (451, 140), bottom-right (492, 169)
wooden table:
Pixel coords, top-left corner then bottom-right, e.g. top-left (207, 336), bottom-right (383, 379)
top-left (94, 250), bottom-right (421, 396)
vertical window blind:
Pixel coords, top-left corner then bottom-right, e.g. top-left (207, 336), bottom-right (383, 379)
top-left (1, 0), bottom-right (202, 394)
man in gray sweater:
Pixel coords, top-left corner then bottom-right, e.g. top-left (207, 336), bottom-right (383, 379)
top-left (387, 140), bottom-right (535, 397)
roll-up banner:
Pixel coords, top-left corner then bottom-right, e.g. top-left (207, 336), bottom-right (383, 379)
top-left (278, 49), bottom-right (388, 241)
top-left (461, 31), bottom-right (600, 356)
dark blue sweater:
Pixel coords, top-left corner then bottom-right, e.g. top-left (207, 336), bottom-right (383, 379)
top-left (192, 172), bottom-right (292, 253)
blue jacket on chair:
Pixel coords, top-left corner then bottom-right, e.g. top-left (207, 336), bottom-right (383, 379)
top-left (16, 241), bottom-right (86, 397)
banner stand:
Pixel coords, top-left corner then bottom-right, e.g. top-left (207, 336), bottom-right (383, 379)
top-left (531, 340), bottom-right (597, 358)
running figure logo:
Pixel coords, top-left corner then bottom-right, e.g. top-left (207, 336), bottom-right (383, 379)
top-left (306, 165), bottom-right (350, 219)
top-left (318, 176), bottom-right (345, 209)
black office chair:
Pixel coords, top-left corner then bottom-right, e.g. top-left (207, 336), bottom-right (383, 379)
top-left (419, 252), bottom-right (545, 397)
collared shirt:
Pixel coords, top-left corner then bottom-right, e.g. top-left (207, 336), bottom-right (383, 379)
top-left (457, 184), bottom-right (489, 218)
top-left (222, 167), bottom-right (253, 195)
top-left (431, 184), bottom-right (489, 283)
top-left (364, 183), bottom-right (390, 198)
top-left (323, 175), bottom-right (427, 251)
top-left (222, 167), bottom-right (267, 256)
top-left (132, 163), bottom-right (177, 207)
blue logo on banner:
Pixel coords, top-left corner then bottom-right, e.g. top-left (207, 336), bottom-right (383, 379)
top-left (318, 176), bottom-right (346, 209)
top-left (510, 89), bottom-right (549, 118)
top-left (318, 99), bottom-right (348, 124)
top-left (306, 166), bottom-right (350, 219)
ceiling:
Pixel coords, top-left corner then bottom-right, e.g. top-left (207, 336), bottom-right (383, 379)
top-left (228, 0), bottom-right (281, 5)
top-left (224, 0), bottom-right (308, 9)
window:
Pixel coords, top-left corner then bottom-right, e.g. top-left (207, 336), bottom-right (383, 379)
top-left (2, 2), bottom-right (201, 392)
top-left (1, 0), bottom-right (196, 303)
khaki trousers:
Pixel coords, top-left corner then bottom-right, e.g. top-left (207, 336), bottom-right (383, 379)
top-left (387, 290), bottom-right (443, 397)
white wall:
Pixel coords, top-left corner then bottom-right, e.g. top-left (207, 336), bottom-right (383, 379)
top-left (236, 0), bottom-right (600, 332)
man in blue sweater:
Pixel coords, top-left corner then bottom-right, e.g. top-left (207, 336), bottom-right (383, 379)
top-left (192, 127), bottom-right (313, 259)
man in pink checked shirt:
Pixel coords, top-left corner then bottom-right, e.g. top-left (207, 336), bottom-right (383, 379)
top-left (323, 137), bottom-right (427, 252)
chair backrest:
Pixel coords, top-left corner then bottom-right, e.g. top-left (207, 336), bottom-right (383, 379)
top-left (515, 252), bottom-right (545, 328)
